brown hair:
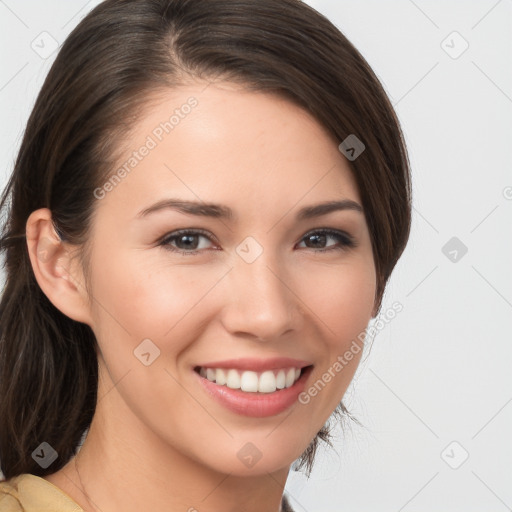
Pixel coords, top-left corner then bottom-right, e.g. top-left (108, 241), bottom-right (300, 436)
top-left (0, 0), bottom-right (411, 481)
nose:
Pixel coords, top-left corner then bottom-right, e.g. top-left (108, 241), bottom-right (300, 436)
top-left (219, 253), bottom-right (304, 343)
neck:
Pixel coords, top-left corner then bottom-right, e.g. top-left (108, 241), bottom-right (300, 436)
top-left (44, 371), bottom-right (290, 512)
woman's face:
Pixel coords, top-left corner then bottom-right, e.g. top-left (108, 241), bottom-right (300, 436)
top-left (79, 82), bottom-right (376, 475)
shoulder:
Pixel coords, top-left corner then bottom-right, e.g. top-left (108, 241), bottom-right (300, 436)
top-left (0, 474), bottom-right (24, 511)
top-left (0, 473), bottom-right (84, 512)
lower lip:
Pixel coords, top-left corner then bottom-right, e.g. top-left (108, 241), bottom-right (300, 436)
top-left (194, 366), bottom-right (313, 418)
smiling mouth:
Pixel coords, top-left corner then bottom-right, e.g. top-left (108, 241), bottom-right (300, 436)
top-left (193, 365), bottom-right (314, 394)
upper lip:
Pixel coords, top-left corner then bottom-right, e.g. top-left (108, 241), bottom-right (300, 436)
top-left (194, 357), bottom-right (313, 372)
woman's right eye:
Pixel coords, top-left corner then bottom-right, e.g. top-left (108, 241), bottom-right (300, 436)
top-left (159, 229), bottom-right (216, 255)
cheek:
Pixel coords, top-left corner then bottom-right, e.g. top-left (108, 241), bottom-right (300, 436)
top-left (267, 257), bottom-right (375, 441)
top-left (89, 248), bottom-right (229, 346)
top-left (296, 257), bottom-right (375, 398)
top-left (299, 256), bottom-right (376, 340)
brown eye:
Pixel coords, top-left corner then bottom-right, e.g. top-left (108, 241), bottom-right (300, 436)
top-left (298, 229), bottom-right (356, 252)
top-left (159, 229), bottom-right (216, 255)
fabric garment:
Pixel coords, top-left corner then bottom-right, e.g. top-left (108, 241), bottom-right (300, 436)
top-left (0, 473), bottom-right (83, 511)
top-left (0, 473), bottom-right (295, 511)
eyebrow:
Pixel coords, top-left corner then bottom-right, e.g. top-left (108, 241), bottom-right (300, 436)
top-left (136, 198), bottom-right (364, 221)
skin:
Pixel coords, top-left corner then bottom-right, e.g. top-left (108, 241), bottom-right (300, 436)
top-left (26, 81), bottom-right (377, 512)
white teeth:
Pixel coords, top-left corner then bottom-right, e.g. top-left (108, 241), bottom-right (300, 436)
top-left (258, 370), bottom-right (277, 393)
top-left (198, 366), bottom-right (304, 393)
top-left (285, 368), bottom-right (295, 388)
top-left (240, 371), bottom-right (259, 392)
top-left (216, 368), bottom-right (227, 386)
top-left (276, 370), bottom-right (286, 389)
top-left (226, 369), bottom-right (241, 389)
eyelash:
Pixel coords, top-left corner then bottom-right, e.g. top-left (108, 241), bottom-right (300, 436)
top-left (157, 228), bottom-right (357, 256)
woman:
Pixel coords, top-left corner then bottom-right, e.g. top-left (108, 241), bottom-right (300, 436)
top-left (0, 0), bottom-right (411, 510)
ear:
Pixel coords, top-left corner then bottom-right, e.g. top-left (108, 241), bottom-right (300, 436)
top-left (25, 208), bottom-right (93, 326)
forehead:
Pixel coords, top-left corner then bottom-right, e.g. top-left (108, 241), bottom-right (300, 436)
top-left (95, 82), bottom-right (361, 222)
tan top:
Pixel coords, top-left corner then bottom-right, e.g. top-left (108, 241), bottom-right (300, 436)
top-left (0, 473), bottom-right (83, 511)
top-left (0, 473), bottom-right (295, 511)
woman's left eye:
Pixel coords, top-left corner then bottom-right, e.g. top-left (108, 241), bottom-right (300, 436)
top-left (297, 229), bottom-right (356, 252)
top-left (158, 228), bottom-right (356, 255)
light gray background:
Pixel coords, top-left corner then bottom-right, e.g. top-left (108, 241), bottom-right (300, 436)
top-left (1, 1), bottom-right (511, 511)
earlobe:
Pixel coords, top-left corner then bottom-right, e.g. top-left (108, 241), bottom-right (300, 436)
top-left (25, 208), bottom-right (93, 326)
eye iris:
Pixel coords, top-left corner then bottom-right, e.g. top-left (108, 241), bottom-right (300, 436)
top-left (308, 233), bottom-right (327, 248)
top-left (177, 234), bottom-right (198, 250)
